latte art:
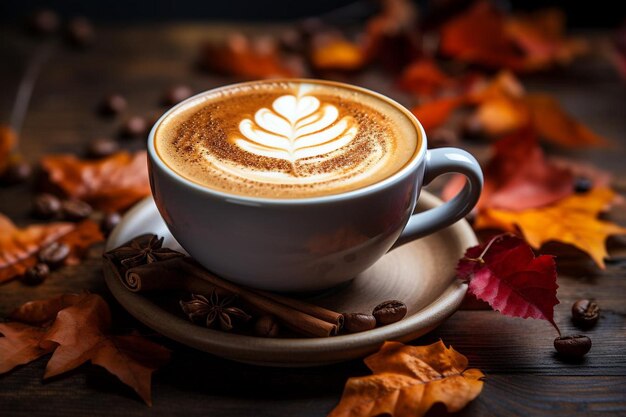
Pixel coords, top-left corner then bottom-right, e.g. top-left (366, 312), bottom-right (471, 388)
top-left (155, 81), bottom-right (419, 199)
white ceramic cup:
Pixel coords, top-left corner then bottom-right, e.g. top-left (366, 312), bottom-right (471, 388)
top-left (147, 80), bottom-right (483, 292)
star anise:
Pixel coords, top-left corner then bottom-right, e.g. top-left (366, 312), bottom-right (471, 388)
top-left (109, 234), bottom-right (185, 269)
top-left (180, 290), bottom-right (251, 331)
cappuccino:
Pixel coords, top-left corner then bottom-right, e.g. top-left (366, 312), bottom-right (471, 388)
top-left (155, 80), bottom-right (419, 199)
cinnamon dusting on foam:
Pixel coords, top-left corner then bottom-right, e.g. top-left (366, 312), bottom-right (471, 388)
top-left (155, 81), bottom-right (418, 199)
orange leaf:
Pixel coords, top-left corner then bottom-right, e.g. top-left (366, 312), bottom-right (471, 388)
top-left (0, 124), bottom-right (17, 174)
top-left (0, 215), bottom-right (103, 283)
top-left (411, 97), bottom-right (464, 132)
top-left (398, 59), bottom-right (453, 96)
top-left (310, 34), bottom-right (365, 71)
top-left (42, 294), bottom-right (171, 406)
top-left (40, 151), bottom-right (151, 212)
top-left (476, 188), bottom-right (626, 268)
top-left (329, 341), bottom-right (484, 417)
top-left (198, 33), bottom-right (299, 79)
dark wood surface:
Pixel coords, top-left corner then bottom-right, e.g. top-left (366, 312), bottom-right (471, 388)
top-left (1, 24), bottom-right (625, 416)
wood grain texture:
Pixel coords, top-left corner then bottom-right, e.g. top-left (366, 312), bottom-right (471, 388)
top-left (0, 24), bottom-right (625, 416)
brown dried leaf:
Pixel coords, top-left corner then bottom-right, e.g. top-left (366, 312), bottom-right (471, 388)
top-left (40, 151), bottom-right (151, 212)
top-left (0, 124), bottom-right (17, 174)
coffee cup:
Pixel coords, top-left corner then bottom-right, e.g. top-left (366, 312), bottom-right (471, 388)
top-left (147, 79), bottom-right (483, 292)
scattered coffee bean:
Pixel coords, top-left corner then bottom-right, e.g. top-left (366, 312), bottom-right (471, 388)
top-left (574, 177), bottom-right (593, 194)
top-left (120, 116), bottom-right (148, 138)
top-left (372, 300), bottom-right (407, 326)
top-left (99, 94), bottom-right (127, 116)
top-left (572, 299), bottom-right (600, 328)
top-left (39, 242), bottom-right (70, 268)
top-left (343, 313), bottom-right (376, 333)
top-left (162, 85), bottom-right (193, 106)
top-left (28, 9), bottom-right (60, 35)
top-left (20, 263), bottom-right (50, 286)
top-left (100, 212), bottom-right (121, 235)
top-left (254, 315), bottom-right (280, 337)
top-left (85, 137), bottom-right (119, 159)
top-left (61, 199), bottom-right (93, 221)
top-left (554, 335), bottom-right (592, 359)
top-left (429, 128), bottom-right (459, 149)
top-left (66, 17), bottom-right (95, 47)
top-left (32, 193), bottom-right (62, 219)
top-left (0, 161), bottom-right (32, 185)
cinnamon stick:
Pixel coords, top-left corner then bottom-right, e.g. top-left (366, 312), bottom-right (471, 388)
top-left (122, 258), bottom-right (217, 294)
top-left (256, 289), bottom-right (344, 328)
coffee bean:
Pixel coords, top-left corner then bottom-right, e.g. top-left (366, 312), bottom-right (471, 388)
top-left (574, 177), bottom-right (593, 194)
top-left (85, 137), bottom-right (119, 159)
top-left (100, 212), bottom-right (121, 235)
top-left (343, 313), bottom-right (376, 333)
top-left (572, 299), bottom-right (600, 328)
top-left (0, 161), bottom-right (32, 185)
top-left (162, 85), bottom-right (193, 106)
top-left (61, 199), bottom-right (93, 221)
top-left (39, 242), bottom-right (70, 267)
top-left (554, 335), bottom-right (592, 359)
top-left (372, 300), bottom-right (407, 326)
top-left (66, 17), bottom-right (95, 47)
top-left (20, 263), bottom-right (50, 286)
top-left (120, 116), bottom-right (148, 138)
top-left (99, 94), bottom-right (127, 116)
top-left (28, 9), bottom-right (60, 35)
top-left (254, 315), bottom-right (280, 337)
top-left (429, 128), bottom-right (459, 149)
top-left (32, 193), bottom-right (62, 219)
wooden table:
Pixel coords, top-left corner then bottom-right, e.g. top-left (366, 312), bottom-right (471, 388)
top-left (1, 24), bottom-right (625, 416)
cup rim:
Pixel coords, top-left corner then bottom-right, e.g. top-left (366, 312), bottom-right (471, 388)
top-left (147, 78), bottom-right (427, 206)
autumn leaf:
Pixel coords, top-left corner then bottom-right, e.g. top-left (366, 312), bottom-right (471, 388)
top-left (457, 234), bottom-right (559, 331)
top-left (329, 340), bottom-right (484, 417)
top-left (40, 151), bottom-right (151, 213)
top-left (397, 59), bottom-right (453, 96)
top-left (198, 33), bottom-right (299, 79)
top-left (0, 214), bottom-right (103, 283)
top-left (476, 188), bottom-right (626, 268)
top-left (0, 293), bottom-right (171, 406)
top-left (443, 129), bottom-right (574, 211)
top-left (411, 96), bottom-right (464, 132)
top-left (309, 33), bottom-right (365, 72)
top-left (0, 124), bottom-right (17, 174)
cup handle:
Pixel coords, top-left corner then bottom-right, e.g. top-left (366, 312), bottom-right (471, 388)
top-left (393, 147), bottom-right (483, 249)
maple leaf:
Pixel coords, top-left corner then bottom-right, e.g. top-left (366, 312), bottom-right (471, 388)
top-left (443, 129), bottom-right (573, 211)
top-left (397, 59), bottom-right (453, 96)
top-left (328, 340), bottom-right (484, 417)
top-left (457, 234), bottom-right (559, 331)
top-left (411, 96), bottom-right (464, 132)
top-left (40, 151), bottom-right (151, 213)
top-left (309, 33), bottom-right (365, 72)
top-left (0, 124), bottom-right (17, 174)
top-left (0, 214), bottom-right (102, 283)
top-left (198, 33), bottom-right (299, 79)
top-left (0, 294), bottom-right (171, 406)
top-left (476, 188), bottom-right (626, 268)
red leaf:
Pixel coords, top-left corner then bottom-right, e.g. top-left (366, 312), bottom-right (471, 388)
top-left (443, 129), bottom-right (574, 211)
top-left (411, 97), bottom-right (464, 132)
top-left (457, 234), bottom-right (559, 331)
top-left (398, 59), bottom-right (453, 96)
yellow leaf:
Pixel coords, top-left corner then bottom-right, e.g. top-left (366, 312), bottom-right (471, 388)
top-left (476, 188), bottom-right (626, 268)
top-left (328, 341), bottom-right (484, 417)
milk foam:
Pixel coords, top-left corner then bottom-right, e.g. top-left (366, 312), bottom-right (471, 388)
top-left (155, 81), bottom-right (419, 199)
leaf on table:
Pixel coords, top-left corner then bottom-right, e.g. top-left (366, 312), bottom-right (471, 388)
top-left (0, 124), bottom-right (17, 174)
top-left (309, 32), bottom-right (365, 72)
top-left (456, 234), bottom-right (559, 330)
top-left (0, 293), bottom-right (170, 406)
top-left (40, 151), bottom-right (151, 213)
top-left (411, 96), bottom-right (464, 132)
top-left (439, 1), bottom-right (586, 71)
top-left (397, 59), bottom-right (453, 96)
top-left (328, 340), bottom-right (484, 417)
top-left (361, 0), bottom-right (421, 70)
top-left (475, 188), bottom-right (626, 268)
top-left (60, 219), bottom-right (104, 265)
top-left (198, 33), bottom-right (300, 79)
top-left (443, 129), bottom-right (574, 211)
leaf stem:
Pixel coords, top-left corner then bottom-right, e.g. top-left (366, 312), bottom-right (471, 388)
top-left (9, 40), bottom-right (56, 138)
top-left (463, 233), bottom-right (516, 263)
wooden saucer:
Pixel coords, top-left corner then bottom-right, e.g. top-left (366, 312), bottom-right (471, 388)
top-left (104, 191), bottom-right (477, 366)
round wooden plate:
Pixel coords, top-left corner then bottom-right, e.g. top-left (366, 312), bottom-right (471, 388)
top-left (104, 191), bottom-right (477, 366)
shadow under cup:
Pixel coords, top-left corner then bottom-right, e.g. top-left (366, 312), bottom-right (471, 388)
top-left (147, 79), bottom-right (482, 292)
